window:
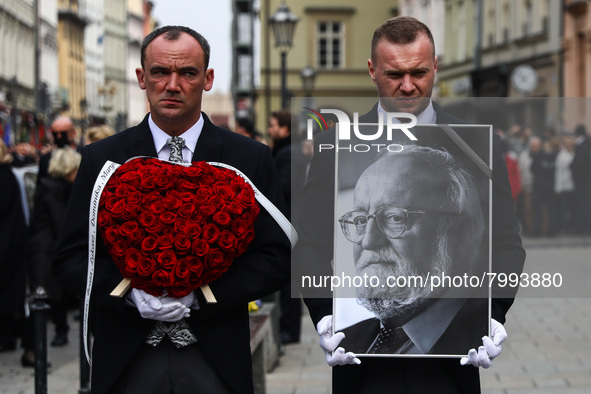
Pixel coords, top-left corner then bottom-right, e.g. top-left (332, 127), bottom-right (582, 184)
top-left (316, 21), bottom-right (344, 70)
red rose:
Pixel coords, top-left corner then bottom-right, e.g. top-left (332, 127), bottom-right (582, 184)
top-left (98, 211), bottom-right (112, 228)
top-left (157, 249), bottom-right (177, 269)
top-left (179, 202), bottom-right (196, 217)
top-left (205, 248), bottom-right (225, 268)
top-left (174, 233), bottom-right (192, 254)
top-left (186, 256), bottom-right (204, 275)
top-left (202, 223), bottom-right (220, 244)
top-left (103, 225), bottom-right (119, 244)
top-left (123, 248), bottom-right (141, 275)
top-left (157, 233), bottom-right (175, 249)
top-left (199, 203), bottom-right (216, 217)
top-left (156, 174), bottom-right (177, 190)
top-left (218, 230), bottom-right (237, 250)
top-left (108, 199), bottom-right (126, 218)
top-left (174, 257), bottom-right (192, 279)
top-left (120, 220), bottom-right (139, 236)
top-left (178, 179), bottom-right (199, 191)
top-left (128, 228), bottom-right (144, 243)
top-left (168, 281), bottom-right (193, 298)
top-left (213, 211), bottom-right (232, 227)
top-left (141, 235), bottom-right (158, 253)
top-left (227, 203), bottom-right (244, 215)
top-left (152, 269), bottom-right (174, 287)
top-left (186, 222), bottom-right (202, 238)
top-left (140, 175), bottom-right (158, 190)
top-left (150, 201), bottom-right (165, 214)
top-left (111, 240), bottom-right (128, 258)
top-left (118, 171), bottom-right (141, 189)
top-left (137, 256), bottom-right (156, 277)
top-left (160, 211), bottom-right (176, 224)
top-left (194, 186), bottom-right (213, 205)
top-left (179, 192), bottom-right (194, 202)
top-left (115, 184), bottom-right (137, 198)
top-left (162, 194), bottom-right (181, 211)
top-left (191, 238), bottom-right (210, 256)
top-left (139, 212), bottom-right (163, 233)
top-left (215, 184), bottom-right (235, 201)
top-left (231, 219), bottom-right (248, 237)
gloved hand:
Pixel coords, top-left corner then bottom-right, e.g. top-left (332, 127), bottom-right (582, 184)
top-left (317, 315), bottom-right (361, 367)
top-left (161, 291), bottom-right (199, 310)
top-left (461, 318), bottom-right (507, 368)
top-left (130, 289), bottom-right (191, 322)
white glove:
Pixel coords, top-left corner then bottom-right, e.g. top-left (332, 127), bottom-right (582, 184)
top-left (317, 315), bottom-right (361, 367)
top-left (461, 318), bottom-right (507, 368)
top-left (160, 291), bottom-right (199, 310)
top-left (130, 289), bottom-right (191, 322)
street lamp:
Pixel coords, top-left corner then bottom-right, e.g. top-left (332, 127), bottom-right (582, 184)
top-left (269, 2), bottom-right (298, 109)
top-left (300, 65), bottom-right (316, 96)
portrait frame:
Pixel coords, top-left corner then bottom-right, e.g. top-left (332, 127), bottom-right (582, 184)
top-left (332, 123), bottom-right (493, 358)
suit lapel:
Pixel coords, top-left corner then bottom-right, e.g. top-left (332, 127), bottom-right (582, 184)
top-left (129, 114), bottom-right (159, 158)
top-left (192, 113), bottom-right (223, 163)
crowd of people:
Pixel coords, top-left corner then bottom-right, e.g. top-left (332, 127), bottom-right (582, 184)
top-left (0, 119), bottom-right (114, 366)
top-left (498, 123), bottom-right (591, 237)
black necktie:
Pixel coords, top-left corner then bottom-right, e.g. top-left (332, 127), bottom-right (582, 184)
top-left (368, 326), bottom-right (409, 354)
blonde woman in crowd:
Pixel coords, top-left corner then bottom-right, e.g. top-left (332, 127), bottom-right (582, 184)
top-left (85, 125), bottom-right (115, 145)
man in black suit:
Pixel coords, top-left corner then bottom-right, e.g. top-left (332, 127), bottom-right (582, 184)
top-left (293, 16), bottom-right (525, 393)
top-left (53, 26), bottom-right (290, 394)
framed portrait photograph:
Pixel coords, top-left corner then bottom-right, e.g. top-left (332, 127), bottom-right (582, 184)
top-left (332, 123), bottom-right (492, 358)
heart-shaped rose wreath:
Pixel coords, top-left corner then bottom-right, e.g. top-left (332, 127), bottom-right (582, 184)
top-left (97, 157), bottom-right (259, 298)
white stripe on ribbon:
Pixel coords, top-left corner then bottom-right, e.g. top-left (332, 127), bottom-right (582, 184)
top-left (84, 159), bottom-right (297, 364)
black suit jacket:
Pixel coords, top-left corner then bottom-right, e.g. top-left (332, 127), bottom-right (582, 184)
top-left (340, 298), bottom-right (488, 356)
top-left (294, 103), bottom-right (525, 393)
top-left (53, 114), bottom-right (291, 394)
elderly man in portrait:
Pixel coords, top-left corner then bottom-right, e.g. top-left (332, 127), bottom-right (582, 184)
top-left (337, 146), bottom-right (488, 356)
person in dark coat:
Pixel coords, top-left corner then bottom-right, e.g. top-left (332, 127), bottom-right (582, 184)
top-left (294, 16), bottom-right (525, 393)
top-left (52, 26), bottom-right (290, 394)
top-left (268, 109), bottom-right (309, 344)
top-left (530, 137), bottom-right (557, 236)
top-left (21, 148), bottom-right (81, 365)
top-left (570, 124), bottom-right (591, 234)
top-left (0, 140), bottom-right (28, 352)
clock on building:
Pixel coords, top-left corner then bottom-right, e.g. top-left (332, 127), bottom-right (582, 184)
top-left (511, 64), bottom-right (538, 94)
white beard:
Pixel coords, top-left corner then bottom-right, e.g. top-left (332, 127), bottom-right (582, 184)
top-left (355, 239), bottom-right (451, 323)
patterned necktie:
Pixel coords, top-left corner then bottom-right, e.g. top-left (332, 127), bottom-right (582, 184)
top-left (166, 136), bottom-right (186, 163)
top-left (368, 326), bottom-right (409, 354)
top-left (146, 135), bottom-right (196, 348)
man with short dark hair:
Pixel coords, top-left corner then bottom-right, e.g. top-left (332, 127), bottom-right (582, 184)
top-left (53, 25), bottom-right (290, 394)
top-left (294, 16), bottom-right (525, 393)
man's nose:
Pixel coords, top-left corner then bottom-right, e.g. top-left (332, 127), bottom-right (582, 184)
top-left (361, 217), bottom-right (389, 250)
top-left (167, 73), bottom-right (181, 91)
top-left (399, 75), bottom-right (415, 94)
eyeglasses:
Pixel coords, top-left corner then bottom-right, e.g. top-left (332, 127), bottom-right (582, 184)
top-left (338, 203), bottom-right (453, 243)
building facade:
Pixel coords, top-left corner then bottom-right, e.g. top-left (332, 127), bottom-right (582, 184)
top-left (84, 0), bottom-right (105, 125)
top-left (57, 0), bottom-right (87, 124)
top-left (256, 0), bottom-right (398, 135)
top-left (104, 0), bottom-right (128, 131)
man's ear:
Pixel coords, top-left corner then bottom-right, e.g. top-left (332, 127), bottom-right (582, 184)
top-left (204, 68), bottom-right (214, 91)
top-left (136, 68), bottom-right (146, 90)
top-left (368, 59), bottom-right (377, 84)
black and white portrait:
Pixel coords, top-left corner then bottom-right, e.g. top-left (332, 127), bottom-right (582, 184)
top-left (333, 125), bottom-right (492, 357)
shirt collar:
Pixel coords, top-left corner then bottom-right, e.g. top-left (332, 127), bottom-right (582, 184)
top-left (400, 298), bottom-right (466, 354)
top-left (377, 100), bottom-right (436, 125)
top-left (148, 114), bottom-right (204, 161)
